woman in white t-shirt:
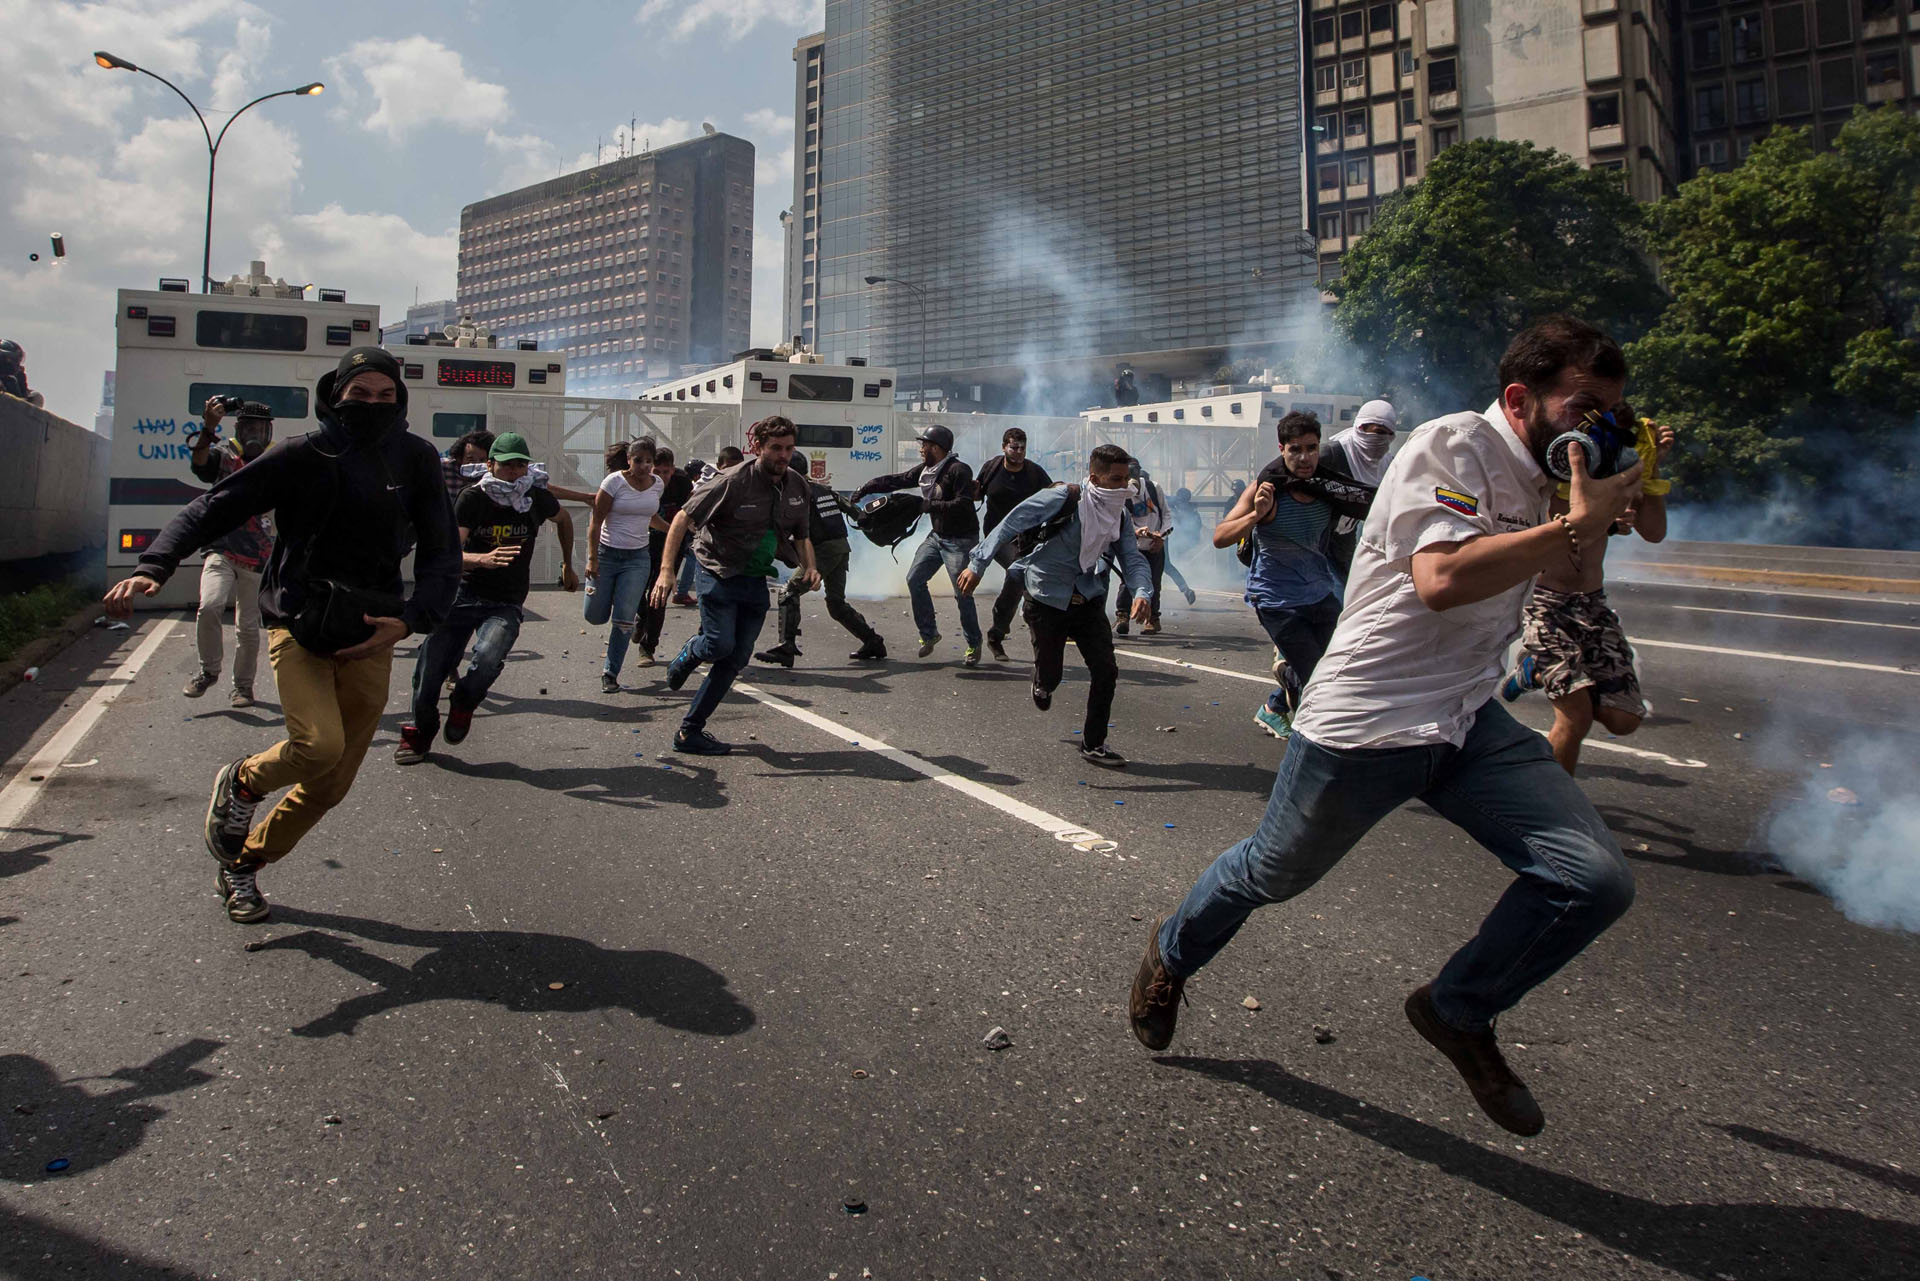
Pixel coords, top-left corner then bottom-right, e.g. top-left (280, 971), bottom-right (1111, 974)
top-left (585, 438), bottom-right (663, 692)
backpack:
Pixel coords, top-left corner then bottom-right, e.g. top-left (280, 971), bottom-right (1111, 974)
top-left (1011, 484), bottom-right (1082, 558)
top-left (854, 490), bottom-right (925, 551)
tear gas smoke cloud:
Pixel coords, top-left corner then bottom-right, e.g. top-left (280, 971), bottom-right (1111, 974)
top-left (1766, 736), bottom-right (1920, 934)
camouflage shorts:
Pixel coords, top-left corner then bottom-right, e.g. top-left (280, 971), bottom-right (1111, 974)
top-left (1519, 587), bottom-right (1644, 714)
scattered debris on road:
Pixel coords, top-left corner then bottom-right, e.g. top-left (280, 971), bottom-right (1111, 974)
top-left (982, 1026), bottom-right (1013, 1051)
top-left (1314, 1025), bottom-right (1336, 1044)
top-left (1242, 996), bottom-right (1261, 1011)
top-left (1827, 787), bottom-right (1860, 805)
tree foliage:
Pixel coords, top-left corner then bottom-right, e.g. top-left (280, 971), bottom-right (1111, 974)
top-left (1628, 108), bottom-right (1920, 508)
top-left (1329, 140), bottom-right (1665, 418)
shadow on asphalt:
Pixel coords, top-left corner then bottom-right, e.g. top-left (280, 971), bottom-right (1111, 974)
top-left (1, 1039), bottom-right (222, 1183)
top-left (0, 829), bottom-right (91, 880)
top-left (0, 1204), bottom-right (210, 1280)
top-left (1595, 805), bottom-right (1778, 878)
top-left (1117, 760), bottom-right (1278, 796)
top-left (422, 752), bottom-right (728, 810)
top-left (257, 907), bottom-right (756, 1040)
top-left (1718, 1123), bottom-right (1920, 1200)
top-left (1579, 762), bottom-right (1691, 789)
top-left (731, 742), bottom-right (935, 783)
top-left (1160, 1056), bottom-right (1918, 1281)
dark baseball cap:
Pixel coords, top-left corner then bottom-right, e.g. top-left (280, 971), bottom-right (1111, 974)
top-left (914, 424), bottom-right (954, 451)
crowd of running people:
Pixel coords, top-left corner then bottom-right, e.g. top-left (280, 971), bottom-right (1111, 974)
top-left (105, 317), bottom-right (1674, 1134)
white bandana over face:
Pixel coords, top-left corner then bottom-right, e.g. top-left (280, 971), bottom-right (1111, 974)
top-left (462, 461), bottom-right (550, 513)
top-left (1077, 482), bottom-right (1131, 573)
top-left (1332, 426), bottom-right (1393, 485)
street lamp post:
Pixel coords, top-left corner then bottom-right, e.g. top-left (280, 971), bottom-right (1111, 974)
top-left (864, 274), bottom-right (930, 409)
top-left (93, 51), bottom-right (322, 293)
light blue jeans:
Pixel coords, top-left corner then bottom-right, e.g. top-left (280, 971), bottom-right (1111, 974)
top-left (906, 532), bottom-right (982, 646)
top-left (584, 542), bottom-right (652, 678)
top-left (1158, 701), bottom-right (1635, 1032)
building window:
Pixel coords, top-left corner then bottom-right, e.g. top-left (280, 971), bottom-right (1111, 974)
top-left (1735, 77), bottom-right (1769, 122)
top-left (1691, 24), bottom-right (1722, 67)
top-left (1348, 209), bottom-right (1373, 237)
top-left (1731, 14), bottom-right (1764, 61)
top-left (1318, 212), bottom-right (1343, 240)
top-left (1777, 64), bottom-right (1812, 113)
top-left (1399, 47), bottom-right (1417, 77)
top-left (1862, 0), bottom-right (1896, 17)
top-left (1814, 0), bottom-right (1850, 43)
top-left (1345, 157), bottom-right (1369, 186)
top-left (1318, 162), bottom-right (1341, 190)
top-left (1820, 56), bottom-right (1856, 107)
top-left (1402, 141), bottom-right (1419, 178)
top-left (1865, 49), bottom-right (1901, 85)
top-left (1369, 3), bottom-right (1394, 31)
top-left (1772, 3), bottom-right (1809, 51)
top-left (1399, 91), bottom-right (1418, 129)
top-left (1695, 138), bottom-right (1730, 168)
top-left (1433, 123), bottom-right (1459, 151)
top-left (1342, 57), bottom-right (1366, 87)
top-left (1429, 57), bottom-right (1457, 93)
top-left (1694, 83), bottom-right (1727, 129)
top-left (1340, 9), bottom-right (1364, 38)
top-left (1315, 63), bottom-right (1338, 92)
top-left (1345, 108), bottom-right (1368, 137)
top-left (1589, 93), bottom-right (1621, 128)
top-left (1313, 14), bottom-right (1336, 43)
top-left (1317, 111), bottom-right (1339, 140)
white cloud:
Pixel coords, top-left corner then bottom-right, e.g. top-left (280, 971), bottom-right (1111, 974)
top-left (332, 35), bottom-right (509, 142)
top-left (251, 204), bottom-right (457, 306)
top-left (634, 0), bottom-right (821, 42)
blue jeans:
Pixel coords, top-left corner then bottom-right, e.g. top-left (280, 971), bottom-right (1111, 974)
top-left (1257, 595), bottom-right (1343, 712)
top-left (584, 542), bottom-right (652, 678)
top-left (679, 566), bottom-right (771, 734)
top-left (409, 598), bottom-right (522, 742)
top-left (675, 545), bottom-right (698, 595)
top-left (1158, 701), bottom-right (1634, 1032)
top-left (906, 532), bottom-right (982, 646)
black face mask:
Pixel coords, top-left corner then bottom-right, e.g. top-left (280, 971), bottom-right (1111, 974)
top-left (332, 400), bottom-right (402, 442)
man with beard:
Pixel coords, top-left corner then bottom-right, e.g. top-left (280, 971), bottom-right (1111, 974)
top-left (650, 416), bottom-right (818, 756)
top-left (1129, 317), bottom-right (1644, 1139)
top-left (182, 398), bottom-right (276, 708)
top-left (103, 348), bottom-right (459, 924)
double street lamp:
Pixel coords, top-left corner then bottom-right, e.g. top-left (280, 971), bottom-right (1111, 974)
top-left (93, 51), bottom-right (323, 293)
top-left (864, 274), bottom-right (931, 409)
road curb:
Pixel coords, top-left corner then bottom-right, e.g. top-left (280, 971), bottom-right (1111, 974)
top-left (0, 602), bottom-right (112, 699)
top-left (1621, 561), bottom-right (1920, 596)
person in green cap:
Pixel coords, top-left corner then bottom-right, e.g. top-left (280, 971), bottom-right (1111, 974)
top-left (396, 431), bottom-right (578, 765)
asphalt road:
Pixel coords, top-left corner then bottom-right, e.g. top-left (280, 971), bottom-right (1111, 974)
top-left (3, 574), bottom-right (1917, 1280)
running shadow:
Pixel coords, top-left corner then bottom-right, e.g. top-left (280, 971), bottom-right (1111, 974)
top-left (1117, 760), bottom-right (1278, 797)
top-left (0, 829), bottom-right (90, 879)
top-left (1159, 1056), bottom-right (1920, 1281)
top-left (1578, 763), bottom-right (1689, 790)
top-left (260, 907), bottom-right (756, 1040)
top-left (1718, 1123), bottom-right (1920, 1199)
top-left (0, 1039), bottom-right (222, 1182)
top-left (1594, 805), bottom-right (1776, 879)
top-left (0, 1204), bottom-right (211, 1280)
top-left (735, 742), bottom-right (925, 783)
top-left (426, 753), bottom-right (729, 810)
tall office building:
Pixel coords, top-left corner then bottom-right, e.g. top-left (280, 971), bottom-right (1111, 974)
top-left (1306, 0), bottom-right (1678, 289)
top-left (380, 298), bottom-right (460, 346)
top-left (796, 1), bottom-right (1314, 410)
top-left (1677, 0), bottom-right (1920, 174)
top-left (786, 30), bottom-right (827, 350)
top-left (458, 132), bottom-right (756, 395)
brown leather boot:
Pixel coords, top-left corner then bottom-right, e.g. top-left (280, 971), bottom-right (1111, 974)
top-left (1405, 984), bottom-right (1544, 1136)
top-left (1128, 917), bottom-right (1187, 1050)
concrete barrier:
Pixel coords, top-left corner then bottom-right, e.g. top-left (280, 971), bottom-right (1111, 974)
top-left (0, 397), bottom-right (110, 567)
top-left (1613, 540), bottom-right (1920, 594)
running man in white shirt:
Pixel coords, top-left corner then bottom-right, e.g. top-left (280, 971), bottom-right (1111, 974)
top-left (1129, 316), bottom-right (1647, 1137)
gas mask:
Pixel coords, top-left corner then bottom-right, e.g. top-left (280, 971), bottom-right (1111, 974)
top-left (1544, 405), bottom-right (1640, 482)
top-left (235, 417), bottom-right (273, 461)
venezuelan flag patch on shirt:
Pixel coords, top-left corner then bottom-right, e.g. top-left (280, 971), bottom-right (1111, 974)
top-left (1434, 487), bottom-right (1479, 516)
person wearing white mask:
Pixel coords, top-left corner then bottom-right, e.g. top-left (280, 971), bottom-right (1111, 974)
top-left (1327, 399), bottom-right (1399, 578)
top-left (957, 444), bottom-right (1153, 769)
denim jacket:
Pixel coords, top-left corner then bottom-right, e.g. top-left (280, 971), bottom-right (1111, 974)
top-left (969, 486), bottom-right (1152, 611)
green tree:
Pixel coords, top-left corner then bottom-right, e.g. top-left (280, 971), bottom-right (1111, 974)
top-left (1629, 108), bottom-right (1920, 511)
top-left (1329, 140), bottom-right (1664, 418)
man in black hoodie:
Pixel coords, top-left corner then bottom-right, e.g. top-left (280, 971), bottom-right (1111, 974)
top-left (852, 424), bottom-right (982, 664)
top-left (103, 347), bottom-right (459, 924)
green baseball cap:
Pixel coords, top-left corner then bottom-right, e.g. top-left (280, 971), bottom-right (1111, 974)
top-left (490, 432), bottom-right (533, 462)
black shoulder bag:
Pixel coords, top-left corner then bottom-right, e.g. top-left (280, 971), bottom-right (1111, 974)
top-left (288, 440), bottom-right (405, 656)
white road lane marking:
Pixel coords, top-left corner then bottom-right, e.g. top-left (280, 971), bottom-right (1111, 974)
top-left (1612, 575), bottom-right (1920, 607)
top-left (0, 617), bottom-right (181, 834)
top-left (1668, 604), bottom-right (1920, 632)
top-left (1625, 636), bottom-right (1916, 675)
top-left (734, 681), bottom-right (1121, 855)
top-left (1113, 647), bottom-right (1712, 770)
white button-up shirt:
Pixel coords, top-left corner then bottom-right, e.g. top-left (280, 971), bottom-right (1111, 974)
top-left (1292, 403), bottom-right (1552, 749)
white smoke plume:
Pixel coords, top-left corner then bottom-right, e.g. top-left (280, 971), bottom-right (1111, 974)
top-left (1766, 736), bottom-right (1920, 933)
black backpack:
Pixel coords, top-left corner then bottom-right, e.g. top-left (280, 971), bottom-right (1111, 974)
top-left (854, 490), bottom-right (925, 551)
top-left (1011, 484), bottom-right (1082, 558)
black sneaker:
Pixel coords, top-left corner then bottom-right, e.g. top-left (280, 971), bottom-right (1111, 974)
top-left (183, 670), bottom-right (216, 699)
top-left (849, 639), bottom-right (887, 661)
top-left (1080, 743), bottom-right (1127, 768)
top-left (1114, 616), bottom-right (1130, 637)
top-left (754, 643), bottom-right (798, 668)
top-left (666, 643), bottom-right (698, 691)
top-left (1129, 916), bottom-right (1187, 1050)
top-left (986, 632), bottom-right (1009, 662)
top-left (673, 728), bottom-right (732, 756)
top-left (393, 725), bottom-right (432, 766)
top-left (204, 759), bottom-right (264, 864)
top-left (216, 861), bottom-right (269, 923)
top-left (1031, 683), bottom-right (1052, 711)
top-left (1404, 984), bottom-right (1545, 1136)
top-left (443, 701), bottom-right (474, 745)
top-left (600, 671), bottom-right (621, 694)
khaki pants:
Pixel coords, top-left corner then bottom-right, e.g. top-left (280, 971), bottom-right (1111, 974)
top-left (236, 629), bottom-right (392, 864)
top-left (195, 554), bottom-right (262, 689)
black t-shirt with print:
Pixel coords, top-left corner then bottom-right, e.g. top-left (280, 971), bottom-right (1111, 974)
top-left (456, 485), bottom-right (560, 605)
top-left (977, 456), bottom-right (1054, 533)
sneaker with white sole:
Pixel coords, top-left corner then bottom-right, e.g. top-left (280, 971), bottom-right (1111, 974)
top-left (216, 861), bottom-right (270, 923)
top-left (1080, 743), bottom-right (1127, 768)
top-left (204, 759), bottom-right (264, 864)
top-left (1253, 703), bottom-right (1292, 740)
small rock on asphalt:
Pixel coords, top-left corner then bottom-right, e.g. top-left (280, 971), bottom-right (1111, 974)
top-left (1314, 1025), bottom-right (1336, 1044)
top-left (982, 1026), bottom-right (1013, 1051)
top-left (1242, 996), bottom-right (1261, 1011)
top-left (1826, 787), bottom-right (1860, 804)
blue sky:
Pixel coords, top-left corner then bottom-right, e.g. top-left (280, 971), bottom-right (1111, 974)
top-left (1, 0), bottom-right (820, 422)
